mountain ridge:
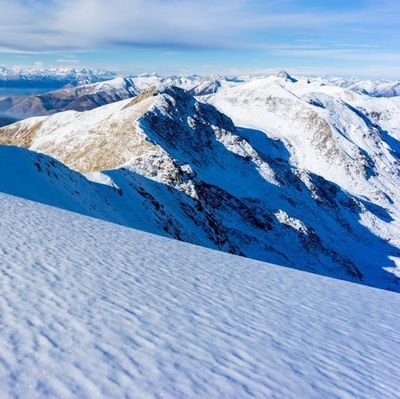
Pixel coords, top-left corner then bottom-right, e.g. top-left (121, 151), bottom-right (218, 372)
top-left (1, 82), bottom-right (399, 290)
top-left (1, 71), bottom-right (399, 126)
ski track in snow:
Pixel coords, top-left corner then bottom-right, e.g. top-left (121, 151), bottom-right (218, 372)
top-left (1, 193), bottom-right (400, 398)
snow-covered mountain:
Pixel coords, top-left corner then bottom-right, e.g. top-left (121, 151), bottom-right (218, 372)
top-left (206, 74), bottom-right (400, 198)
top-left (1, 83), bottom-right (399, 290)
top-left (0, 75), bottom-right (231, 123)
top-left (0, 66), bottom-right (116, 86)
top-left (1, 189), bottom-right (399, 398)
top-left (5, 70), bottom-right (398, 126)
top-left (1, 71), bottom-right (399, 124)
top-left (127, 73), bottom-right (235, 95)
top-left (325, 76), bottom-right (400, 98)
top-left (0, 77), bottom-right (140, 119)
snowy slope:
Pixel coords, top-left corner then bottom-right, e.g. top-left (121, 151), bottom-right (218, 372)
top-left (1, 191), bottom-right (400, 398)
top-left (207, 75), bottom-right (400, 203)
top-left (1, 83), bottom-right (399, 290)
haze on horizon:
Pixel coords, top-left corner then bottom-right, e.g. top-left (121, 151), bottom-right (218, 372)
top-left (0, 0), bottom-right (399, 79)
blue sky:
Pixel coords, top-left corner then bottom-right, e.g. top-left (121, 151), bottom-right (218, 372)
top-left (0, 0), bottom-right (399, 78)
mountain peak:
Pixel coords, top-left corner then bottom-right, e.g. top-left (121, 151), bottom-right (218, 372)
top-left (276, 70), bottom-right (297, 82)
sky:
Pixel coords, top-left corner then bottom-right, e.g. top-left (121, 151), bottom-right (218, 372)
top-left (0, 0), bottom-right (399, 78)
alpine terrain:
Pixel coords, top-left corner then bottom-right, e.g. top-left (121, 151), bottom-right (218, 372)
top-left (1, 0), bottom-right (399, 395)
top-left (1, 73), bottom-right (399, 291)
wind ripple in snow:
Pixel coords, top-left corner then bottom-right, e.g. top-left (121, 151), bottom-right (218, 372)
top-left (0, 193), bottom-right (399, 398)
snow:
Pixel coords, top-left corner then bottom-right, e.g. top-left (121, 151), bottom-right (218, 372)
top-left (1, 192), bottom-right (400, 398)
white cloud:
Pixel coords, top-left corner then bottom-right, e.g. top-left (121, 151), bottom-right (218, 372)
top-left (0, 0), bottom-right (398, 53)
top-left (0, 0), bottom-right (249, 52)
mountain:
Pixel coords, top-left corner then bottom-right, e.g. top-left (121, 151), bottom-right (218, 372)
top-left (128, 74), bottom-right (235, 95)
top-left (0, 77), bottom-right (140, 120)
top-left (1, 187), bottom-right (399, 398)
top-left (207, 75), bottom-right (400, 200)
top-left (319, 76), bottom-right (400, 97)
top-left (0, 66), bottom-right (116, 87)
top-left (1, 71), bottom-right (399, 126)
top-left (1, 85), bottom-right (399, 290)
top-left (207, 76), bottom-right (400, 279)
top-left (276, 70), bottom-right (298, 83)
top-left (0, 75), bottom-right (230, 123)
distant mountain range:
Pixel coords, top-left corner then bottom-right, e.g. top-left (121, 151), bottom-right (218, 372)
top-left (324, 76), bottom-right (400, 97)
top-left (0, 74), bottom-right (232, 125)
top-left (1, 70), bottom-right (399, 125)
top-left (0, 66), bottom-right (116, 93)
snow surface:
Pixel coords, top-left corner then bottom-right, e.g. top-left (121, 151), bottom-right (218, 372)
top-left (1, 191), bottom-right (400, 398)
